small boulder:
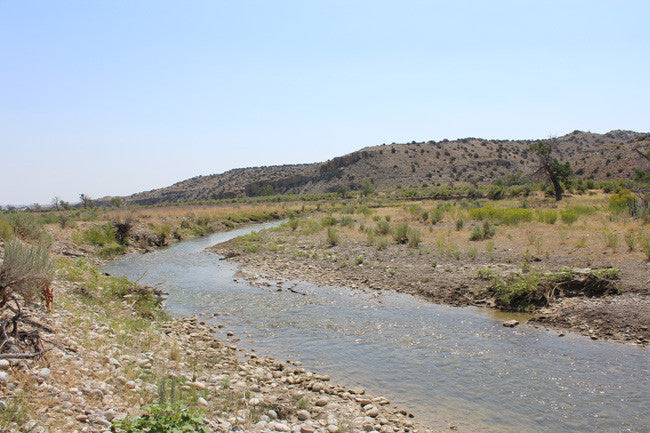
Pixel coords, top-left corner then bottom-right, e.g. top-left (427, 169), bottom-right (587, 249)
top-left (503, 320), bottom-right (519, 327)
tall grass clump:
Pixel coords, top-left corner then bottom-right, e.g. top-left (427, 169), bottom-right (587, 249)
top-left (537, 209), bottom-right (558, 224)
top-left (560, 209), bottom-right (579, 225)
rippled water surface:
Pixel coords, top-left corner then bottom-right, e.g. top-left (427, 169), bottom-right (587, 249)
top-left (103, 223), bottom-right (649, 432)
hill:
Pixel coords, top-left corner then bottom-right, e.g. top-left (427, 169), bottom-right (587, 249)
top-left (122, 130), bottom-right (650, 205)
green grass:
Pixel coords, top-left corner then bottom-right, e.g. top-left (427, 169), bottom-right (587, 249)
top-left (468, 206), bottom-right (533, 226)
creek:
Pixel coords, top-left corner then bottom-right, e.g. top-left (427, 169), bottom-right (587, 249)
top-left (103, 222), bottom-right (649, 432)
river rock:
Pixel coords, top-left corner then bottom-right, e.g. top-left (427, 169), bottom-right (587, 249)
top-left (0, 372), bottom-right (8, 383)
top-left (315, 396), bottom-right (329, 406)
top-left (503, 320), bottom-right (520, 327)
top-left (0, 360), bottom-right (9, 370)
top-left (296, 409), bottom-right (311, 421)
top-left (300, 424), bottom-right (316, 433)
top-left (366, 407), bottom-right (379, 418)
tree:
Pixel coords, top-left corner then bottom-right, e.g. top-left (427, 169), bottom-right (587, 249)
top-left (79, 193), bottom-right (94, 209)
top-left (51, 196), bottom-right (60, 211)
top-left (110, 197), bottom-right (122, 208)
top-left (529, 139), bottom-right (572, 201)
top-left (361, 179), bottom-right (375, 197)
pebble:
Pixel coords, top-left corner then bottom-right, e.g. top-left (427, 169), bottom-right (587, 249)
top-left (0, 372), bottom-right (8, 383)
top-left (315, 396), bottom-right (329, 406)
top-left (197, 397), bottom-right (208, 406)
top-left (0, 360), bottom-right (9, 370)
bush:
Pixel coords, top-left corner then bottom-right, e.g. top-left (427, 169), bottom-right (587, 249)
top-left (375, 236), bottom-right (389, 250)
top-left (375, 220), bottom-right (391, 235)
top-left (406, 227), bottom-right (422, 248)
top-left (469, 221), bottom-right (495, 241)
top-left (0, 218), bottom-right (13, 241)
top-left (455, 219), bottom-right (464, 231)
top-left (326, 227), bottom-right (339, 246)
top-left (0, 240), bottom-right (53, 305)
top-left (393, 223), bottom-right (409, 244)
top-left (2, 213), bottom-right (52, 245)
top-left (288, 218), bottom-right (300, 231)
top-left (152, 225), bottom-right (171, 246)
top-left (321, 216), bottom-right (337, 227)
top-left (492, 272), bottom-right (544, 311)
top-left (113, 218), bottom-right (134, 245)
top-left (111, 404), bottom-right (209, 433)
top-left (339, 216), bottom-right (355, 227)
top-left (79, 225), bottom-right (116, 247)
top-left (609, 189), bottom-right (635, 214)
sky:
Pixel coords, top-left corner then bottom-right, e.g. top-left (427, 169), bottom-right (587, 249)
top-left (1, 0), bottom-right (649, 206)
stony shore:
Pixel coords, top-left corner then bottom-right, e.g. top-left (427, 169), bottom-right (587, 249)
top-left (0, 236), bottom-right (440, 433)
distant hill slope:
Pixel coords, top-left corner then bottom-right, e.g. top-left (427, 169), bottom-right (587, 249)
top-left (123, 130), bottom-right (650, 205)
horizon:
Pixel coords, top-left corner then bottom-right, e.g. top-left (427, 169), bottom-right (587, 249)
top-left (2, 1), bottom-right (649, 206)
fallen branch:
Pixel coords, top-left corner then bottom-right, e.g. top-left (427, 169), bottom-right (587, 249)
top-left (0, 347), bottom-right (52, 359)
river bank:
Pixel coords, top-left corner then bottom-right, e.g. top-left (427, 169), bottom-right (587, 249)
top-left (209, 218), bottom-right (649, 345)
top-left (0, 220), bottom-right (436, 432)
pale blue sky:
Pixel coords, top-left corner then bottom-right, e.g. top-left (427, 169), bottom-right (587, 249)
top-left (1, 0), bottom-right (648, 205)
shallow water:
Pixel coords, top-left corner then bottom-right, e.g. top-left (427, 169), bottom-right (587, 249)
top-left (103, 223), bottom-right (649, 432)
